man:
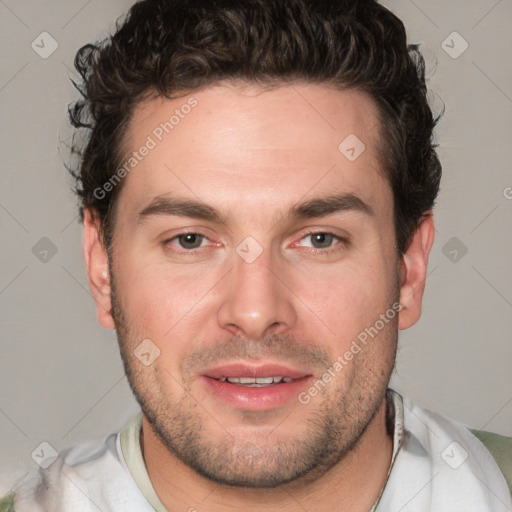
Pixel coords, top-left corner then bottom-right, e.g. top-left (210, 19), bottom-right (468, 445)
top-left (1, 0), bottom-right (511, 510)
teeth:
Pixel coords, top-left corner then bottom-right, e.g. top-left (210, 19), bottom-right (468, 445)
top-left (219, 376), bottom-right (295, 385)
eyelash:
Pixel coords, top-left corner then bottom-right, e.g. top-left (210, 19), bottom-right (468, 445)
top-left (162, 230), bottom-right (348, 255)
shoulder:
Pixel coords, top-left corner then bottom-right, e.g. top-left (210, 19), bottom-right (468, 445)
top-left (394, 392), bottom-right (512, 507)
top-left (0, 432), bottom-right (135, 512)
top-left (467, 428), bottom-right (512, 494)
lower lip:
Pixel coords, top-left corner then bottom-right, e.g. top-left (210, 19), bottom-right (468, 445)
top-left (201, 376), bottom-right (313, 411)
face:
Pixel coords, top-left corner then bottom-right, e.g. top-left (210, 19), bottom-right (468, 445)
top-left (89, 82), bottom-right (409, 487)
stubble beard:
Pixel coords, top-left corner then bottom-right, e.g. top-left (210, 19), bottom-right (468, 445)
top-left (109, 266), bottom-right (398, 488)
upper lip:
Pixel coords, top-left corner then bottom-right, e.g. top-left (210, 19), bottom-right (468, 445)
top-left (203, 362), bottom-right (311, 380)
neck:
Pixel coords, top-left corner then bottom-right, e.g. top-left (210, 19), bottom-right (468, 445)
top-left (141, 395), bottom-right (393, 512)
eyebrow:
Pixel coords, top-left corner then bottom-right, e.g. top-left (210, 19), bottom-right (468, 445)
top-left (136, 192), bottom-right (373, 225)
top-left (289, 193), bottom-right (373, 220)
top-left (137, 197), bottom-right (226, 224)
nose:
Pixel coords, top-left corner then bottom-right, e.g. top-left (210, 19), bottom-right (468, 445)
top-left (217, 246), bottom-right (298, 340)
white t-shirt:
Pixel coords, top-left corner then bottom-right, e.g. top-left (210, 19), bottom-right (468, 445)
top-left (1, 389), bottom-right (511, 511)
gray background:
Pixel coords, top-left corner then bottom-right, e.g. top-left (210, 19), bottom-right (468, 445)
top-left (0, 0), bottom-right (511, 475)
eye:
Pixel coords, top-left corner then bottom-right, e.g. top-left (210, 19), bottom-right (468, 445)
top-left (294, 231), bottom-right (349, 255)
top-left (165, 232), bottom-right (209, 250)
top-left (302, 232), bottom-right (337, 249)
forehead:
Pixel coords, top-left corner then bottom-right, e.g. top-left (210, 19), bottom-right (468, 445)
top-left (118, 82), bottom-right (390, 221)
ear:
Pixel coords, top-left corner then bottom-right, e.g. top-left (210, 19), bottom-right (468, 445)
top-left (398, 212), bottom-right (435, 330)
top-left (82, 209), bottom-right (115, 329)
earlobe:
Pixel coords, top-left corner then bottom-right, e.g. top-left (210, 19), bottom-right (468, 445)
top-left (82, 209), bottom-right (115, 330)
top-left (398, 213), bottom-right (435, 331)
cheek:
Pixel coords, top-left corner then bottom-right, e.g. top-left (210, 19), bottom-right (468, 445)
top-left (113, 251), bottom-right (218, 339)
top-left (296, 257), bottom-right (396, 347)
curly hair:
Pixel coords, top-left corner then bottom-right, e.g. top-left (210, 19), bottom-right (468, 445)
top-left (68, 0), bottom-right (442, 255)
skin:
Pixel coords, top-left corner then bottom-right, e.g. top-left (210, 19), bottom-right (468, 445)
top-left (83, 82), bottom-right (435, 511)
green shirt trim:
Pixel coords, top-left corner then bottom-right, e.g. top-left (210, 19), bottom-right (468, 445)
top-left (469, 428), bottom-right (512, 496)
top-left (120, 412), bottom-right (167, 512)
top-left (0, 492), bottom-right (16, 512)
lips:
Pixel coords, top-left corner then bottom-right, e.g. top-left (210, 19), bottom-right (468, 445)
top-left (203, 363), bottom-right (310, 380)
top-left (201, 362), bottom-right (314, 410)
top-left (219, 376), bottom-right (294, 386)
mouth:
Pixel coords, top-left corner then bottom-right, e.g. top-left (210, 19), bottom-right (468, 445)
top-left (201, 362), bottom-right (314, 410)
top-left (215, 376), bottom-right (295, 387)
